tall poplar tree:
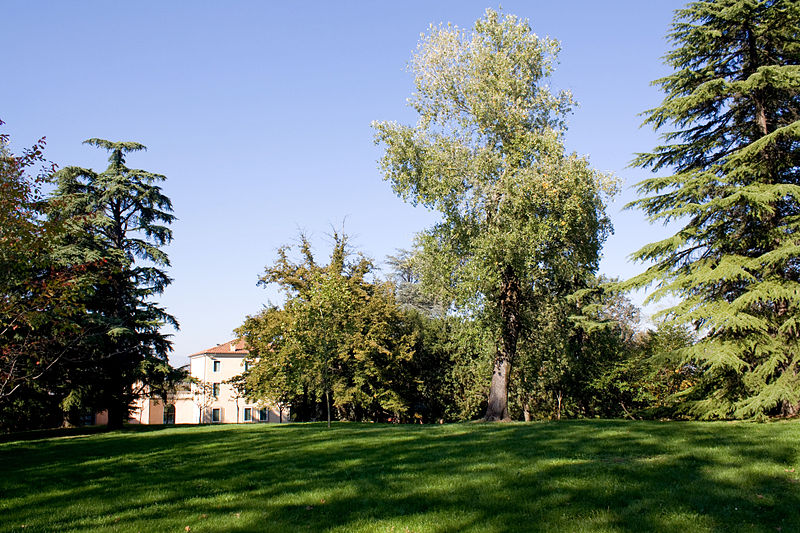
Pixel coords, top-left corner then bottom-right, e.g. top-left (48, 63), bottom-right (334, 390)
top-left (628, 0), bottom-right (800, 418)
top-left (374, 10), bottom-right (614, 420)
top-left (50, 139), bottom-right (177, 428)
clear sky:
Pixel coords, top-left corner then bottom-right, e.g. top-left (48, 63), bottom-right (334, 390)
top-left (2, 1), bottom-right (685, 366)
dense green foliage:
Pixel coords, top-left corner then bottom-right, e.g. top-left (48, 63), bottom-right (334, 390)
top-left (2, 421), bottom-right (800, 532)
top-left (239, 236), bottom-right (499, 424)
top-left (373, 9), bottom-right (615, 420)
top-left (48, 140), bottom-right (179, 428)
top-left (0, 123), bottom-right (85, 431)
top-left (628, 0), bottom-right (800, 419)
top-left (239, 233), bottom-right (417, 424)
top-left (504, 279), bottom-right (695, 421)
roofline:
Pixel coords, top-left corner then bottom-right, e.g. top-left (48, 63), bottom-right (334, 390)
top-left (188, 352), bottom-right (249, 358)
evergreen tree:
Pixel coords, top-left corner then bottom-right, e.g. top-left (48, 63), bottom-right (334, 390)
top-left (50, 139), bottom-right (177, 428)
top-left (374, 9), bottom-right (615, 420)
top-left (628, 0), bottom-right (800, 418)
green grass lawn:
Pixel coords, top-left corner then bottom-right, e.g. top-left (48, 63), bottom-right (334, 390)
top-left (1, 420), bottom-right (799, 532)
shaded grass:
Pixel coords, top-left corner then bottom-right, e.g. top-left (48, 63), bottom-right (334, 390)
top-left (1, 420), bottom-right (799, 532)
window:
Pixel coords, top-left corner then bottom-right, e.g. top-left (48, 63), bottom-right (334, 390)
top-left (259, 408), bottom-right (269, 422)
top-left (212, 408), bottom-right (221, 422)
top-left (213, 360), bottom-right (220, 372)
top-left (244, 407), bottom-right (252, 422)
top-left (212, 383), bottom-right (220, 398)
top-left (79, 412), bottom-right (95, 426)
top-left (163, 404), bottom-right (175, 425)
top-left (244, 361), bottom-right (250, 372)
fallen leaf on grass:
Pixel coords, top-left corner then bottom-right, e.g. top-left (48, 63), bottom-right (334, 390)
top-left (185, 527), bottom-right (191, 532)
top-left (234, 513), bottom-right (241, 518)
top-left (200, 514), bottom-right (208, 519)
top-left (757, 494), bottom-right (764, 499)
top-left (305, 505), bottom-right (314, 511)
top-left (320, 499), bottom-right (326, 504)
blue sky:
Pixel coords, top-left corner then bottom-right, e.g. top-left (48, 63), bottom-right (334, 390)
top-left (2, 1), bottom-right (685, 365)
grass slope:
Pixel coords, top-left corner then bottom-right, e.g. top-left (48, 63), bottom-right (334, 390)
top-left (1, 420), bottom-right (799, 532)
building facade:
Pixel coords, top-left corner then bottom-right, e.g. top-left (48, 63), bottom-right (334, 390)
top-left (126, 339), bottom-right (288, 425)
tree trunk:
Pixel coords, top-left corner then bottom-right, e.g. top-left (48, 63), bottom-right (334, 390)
top-left (556, 390), bottom-right (562, 421)
top-left (486, 358), bottom-right (512, 421)
top-left (521, 370), bottom-right (531, 421)
top-left (326, 389), bottom-right (331, 428)
top-left (780, 400), bottom-right (800, 418)
top-left (484, 265), bottom-right (521, 422)
top-left (106, 360), bottom-right (128, 430)
top-left (107, 400), bottom-right (126, 430)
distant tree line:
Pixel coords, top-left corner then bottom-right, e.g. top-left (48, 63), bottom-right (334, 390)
top-left (239, 1), bottom-right (800, 423)
top-left (2, 0), bottom-right (798, 431)
top-left (237, 234), bottom-right (699, 423)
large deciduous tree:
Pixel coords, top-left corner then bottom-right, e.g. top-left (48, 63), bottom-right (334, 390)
top-left (1, 124), bottom-right (55, 401)
top-left (373, 10), bottom-right (614, 420)
top-left (50, 139), bottom-right (177, 428)
top-left (627, 0), bottom-right (800, 418)
top-left (0, 121), bottom-right (86, 430)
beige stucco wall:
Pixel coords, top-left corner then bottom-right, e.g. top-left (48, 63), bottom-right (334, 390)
top-left (128, 393), bottom-right (166, 424)
top-left (189, 353), bottom-right (288, 424)
top-left (174, 393), bottom-right (195, 424)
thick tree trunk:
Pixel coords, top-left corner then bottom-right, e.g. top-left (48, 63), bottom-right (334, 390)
top-left (107, 400), bottom-right (126, 430)
top-left (485, 358), bottom-right (512, 421)
top-left (484, 265), bottom-right (521, 422)
top-left (780, 400), bottom-right (800, 417)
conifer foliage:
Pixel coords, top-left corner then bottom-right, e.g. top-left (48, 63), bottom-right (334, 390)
top-left (629, 0), bottom-right (800, 418)
top-left (50, 139), bottom-right (177, 428)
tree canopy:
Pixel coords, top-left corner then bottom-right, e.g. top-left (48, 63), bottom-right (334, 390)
top-left (373, 9), bottom-right (615, 420)
top-left (239, 233), bottom-right (415, 425)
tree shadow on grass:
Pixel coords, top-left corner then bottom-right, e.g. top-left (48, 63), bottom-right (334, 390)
top-left (1, 421), bottom-right (799, 532)
top-left (0, 422), bottom-right (196, 444)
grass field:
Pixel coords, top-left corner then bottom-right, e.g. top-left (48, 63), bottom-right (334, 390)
top-left (1, 420), bottom-right (799, 532)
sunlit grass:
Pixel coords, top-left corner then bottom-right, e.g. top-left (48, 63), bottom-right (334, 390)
top-left (1, 420), bottom-right (799, 532)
